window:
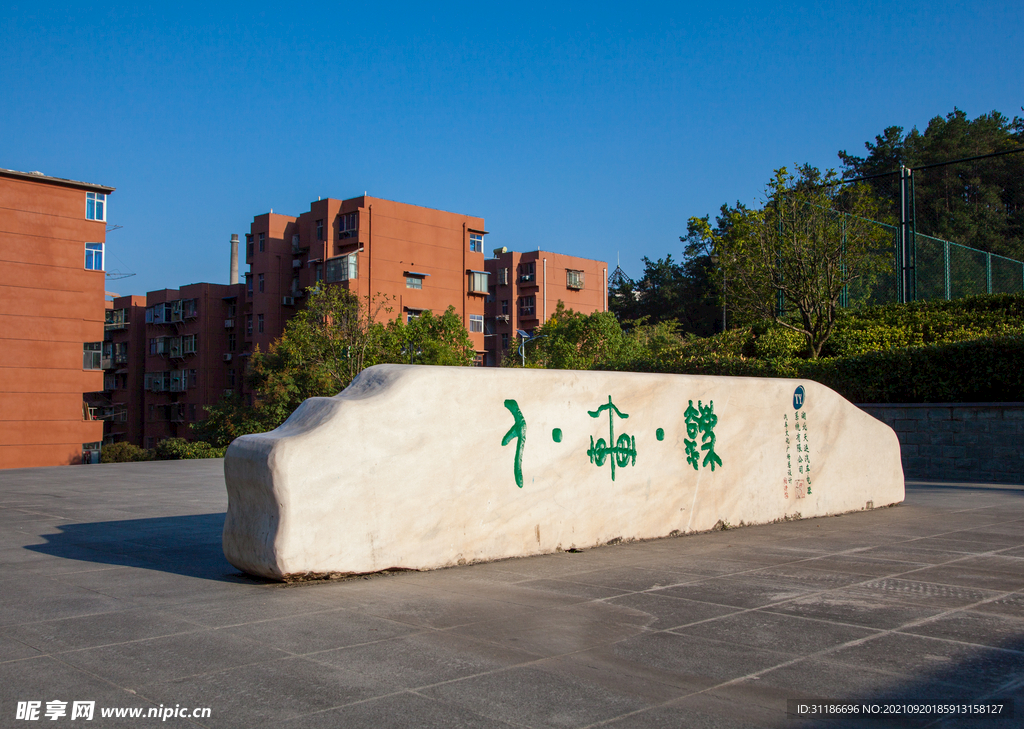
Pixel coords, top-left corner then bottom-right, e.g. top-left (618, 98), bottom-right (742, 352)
top-left (519, 262), bottom-right (535, 282)
top-left (469, 314), bottom-right (484, 333)
top-left (149, 337), bottom-right (166, 355)
top-left (189, 404), bottom-right (197, 422)
top-left (246, 274), bottom-right (253, 297)
top-left (473, 352), bottom-right (484, 367)
top-left (501, 299), bottom-right (509, 315)
top-left (228, 368), bottom-right (236, 387)
top-left (85, 242), bottom-right (104, 271)
top-left (258, 274), bottom-right (264, 293)
top-left (501, 333), bottom-right (509, 350)
top-left (115, 342), bottom-right (128, 364)
top-left (247, 234), bottom-right (254, 258)
top-left (469, 233), bottom-right (483, 252)
top-left (339, 212), bottom-right (358, 233)
top-left (325, 253), bottom-right (357, 283)
top-left (189, 369), bottom-right (197, 388)
top-left (246, 314), bottom-right (253, 336)
top-left (316, 220), bottom-right (324, 240)
top-left (567, 269), bottom-right (584, 289)
top-left (228, 332), bottom-right (236, 351)
top-left (497, 268), bottom-right (509, 285)
top-left (315, 263), bottom-right (323, 282)
top-left (86, 193), bottom-right (105, 221)
top-left (519, 295), bottom-right (536, 317)
top-left (227, 302), bottom-right (236, 318)
top-left (406, 276), bottom-right (422, 289)
top-left (182, 334), bottom-right (197, 354)
top-left (83, 342), bottom-right (102, 369)
top-left (487, 285), bottom-right (496, 303)
top-left (468, 270), bottom-right (489, 294)
top-left (257, 314), bottom-right (264, 333)
top-left (258, 232), bottom-right (265, 252)
top-left (183, 299), bottom-right (197, 318)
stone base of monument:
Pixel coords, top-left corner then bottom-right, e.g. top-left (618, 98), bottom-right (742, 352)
top-left (223, 365), bottom-right (904, 581)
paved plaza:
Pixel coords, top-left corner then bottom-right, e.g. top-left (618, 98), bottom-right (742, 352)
top-left (1, 460), bottom-right (1022, 728)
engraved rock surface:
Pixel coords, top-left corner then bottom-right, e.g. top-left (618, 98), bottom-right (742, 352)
top-left (223, 365), bottom-right (904, 580)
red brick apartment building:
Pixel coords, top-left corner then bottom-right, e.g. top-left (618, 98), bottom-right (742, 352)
top-left (245, 195), bottom-right (490, 360)
top-left (0, 168), bottom-right (113, 468)
top-left (136, 283), bottom-right (245, 449)
top-left (484, 248), bottom-right (608, 366)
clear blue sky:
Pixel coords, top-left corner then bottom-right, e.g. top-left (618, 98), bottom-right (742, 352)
top-left (3, 1), bottom-right (1021, 296)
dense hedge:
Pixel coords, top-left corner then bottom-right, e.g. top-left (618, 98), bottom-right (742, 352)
top-left (604, 294), bottom-right (1024, 403)
top-left (100, 438), bottom-right (225, 462)
top-left (611, 335), bottom-right (1024, 403)
top-left (153, 438), bottom-right (227, 460)
top-left (100, 441), bottom-right (154, 463)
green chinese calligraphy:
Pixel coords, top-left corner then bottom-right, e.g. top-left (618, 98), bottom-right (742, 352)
top-left (683, 400), bottom-right (723, 471)
top-left (586, 396), bottom-right (636, 481)
top-left (501, 399), bottom-right (527, 489)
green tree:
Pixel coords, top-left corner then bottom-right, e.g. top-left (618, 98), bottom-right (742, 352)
top-left (522, 303), bottom-right (635, 370)
top-left (194, 285), bottom-right (475, 446)
top-left (608, 254), bottom-right (719, 336)
top-left (691, 165), bottom-right (892, 359)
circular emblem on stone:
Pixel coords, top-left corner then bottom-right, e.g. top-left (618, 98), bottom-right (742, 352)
top-left (793, 385), bottom-right (805, 410)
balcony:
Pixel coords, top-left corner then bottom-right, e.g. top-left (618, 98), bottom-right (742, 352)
top-left (518, 274), bottom-right (538, 288)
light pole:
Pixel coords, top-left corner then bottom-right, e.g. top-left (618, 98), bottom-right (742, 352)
top-left (516, 329), bottom-right (545, 367)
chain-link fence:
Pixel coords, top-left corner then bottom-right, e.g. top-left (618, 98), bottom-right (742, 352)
top-left (843, 217), bottom-right (1024, 306)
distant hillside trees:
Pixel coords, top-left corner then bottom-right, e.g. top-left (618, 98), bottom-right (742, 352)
top-left (839, 108), bottom-right (1024, 259)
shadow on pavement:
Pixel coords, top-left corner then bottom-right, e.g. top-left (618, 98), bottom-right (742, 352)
top-left (25, 513), bottom-right (261, 583)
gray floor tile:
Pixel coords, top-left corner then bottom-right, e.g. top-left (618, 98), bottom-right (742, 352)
top-left (420, 664), bottom-right (654, 728)
top-left (447, 600), bottom-right (651, 658)
top-left (652, 575), bottom-right (817, 609)
top-left (671, 610), bottom-right (879, 655)
top-left (217, 608), bottom-right (422, 656)
top-left (280, 691), bottom-right (521, 729)
top-left (761, 591), bottom-right (945, 630)
top-left (827, 633), bottom-right (1024, 691)
top-left (139, 655), bottom-right (396, 729)
top-left (307, 630), bottom-right (538, 688)
top-left (604, 592), bottom-right (741, 630)
top-left (56, 629), bottom-right (291, 688)
top-left (899, 609), bottom-right (1024, 650)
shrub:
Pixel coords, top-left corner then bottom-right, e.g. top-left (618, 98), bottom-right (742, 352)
top-left (153, 438), bottom-right (227, 460)
top-left (100, 441), bottom-right (154, 463)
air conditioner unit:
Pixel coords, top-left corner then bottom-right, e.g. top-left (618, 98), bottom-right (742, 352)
top-left (223, 353), bottom-right (232, 362)
top-left (497, 314), bottom-right (510, 322)
top-left (282, 296), bottom-right (295, 306)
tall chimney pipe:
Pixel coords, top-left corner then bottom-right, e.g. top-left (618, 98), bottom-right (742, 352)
top-left (229, 234), bottom-right (239, 285)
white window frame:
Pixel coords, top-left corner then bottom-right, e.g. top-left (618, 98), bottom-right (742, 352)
top-left (469, 314), bottom-right (484, 333)
top-left (469, 233), bottom-right (483, 253)
top-left (406, 276), bottom-right (422, 289)
top-left (85, 242), bottom-right (104, 271)
top-left (86, 193), bottom-right (106, 221)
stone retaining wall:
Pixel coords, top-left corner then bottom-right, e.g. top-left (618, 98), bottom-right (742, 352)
top-left (858, 403), bottom-right (1024, 484)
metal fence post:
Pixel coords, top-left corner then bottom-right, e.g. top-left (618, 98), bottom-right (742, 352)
top-left (986, 252), bottom-right (993, 294)
top-left (944, 241), bottom-right (951, 300)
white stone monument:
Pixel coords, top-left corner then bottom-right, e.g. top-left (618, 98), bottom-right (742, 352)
top-left (223, 365), bottom-right (904, 580)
